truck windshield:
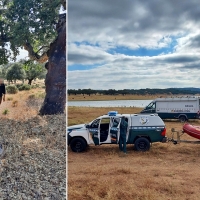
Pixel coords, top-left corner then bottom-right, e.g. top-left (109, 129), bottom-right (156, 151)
top-left (90, 119), bottom-right (100, 128)
top-left (146, 102), bottom-right (155, 109)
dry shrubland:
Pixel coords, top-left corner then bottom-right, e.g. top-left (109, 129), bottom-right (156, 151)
top-left (68, 106), bottom-right (200, 200)
top-left (0, 88), bottom-right (66, 199)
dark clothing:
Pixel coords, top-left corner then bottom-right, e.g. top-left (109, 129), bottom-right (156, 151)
top-left (120, 118), bottom-right (128, 136)
top-left (0, 84), bottom-right (6, 97)
top-left (119, 134), bottom-right (126, 152)
top-left (119, 118), bottom-right (128, 153)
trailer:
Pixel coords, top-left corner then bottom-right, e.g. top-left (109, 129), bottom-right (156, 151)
top-left (169, 126), bottom-right (200, 145)
top-left (141, 96), bottom-right (200, 122)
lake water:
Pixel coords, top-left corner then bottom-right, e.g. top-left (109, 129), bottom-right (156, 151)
top-left (68, 100), bottom-right (152, 108)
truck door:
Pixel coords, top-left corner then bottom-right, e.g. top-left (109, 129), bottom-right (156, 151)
top-left (125, 117), bottom-right (130, 142)
top-left (109, 117), bottom-right (121, 144)
top-left (99, 118), bottom-right (111, 143)
top-left (89, 119), bottom-right (100, 145)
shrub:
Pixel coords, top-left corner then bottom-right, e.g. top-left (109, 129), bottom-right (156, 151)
top-left (15, 84), bottom-right (23, 89)
top-left (31, 84), bottom-right (40, 89)
top-left (6, 85), bottom-right (18, 94)
top-left (2, 109), bottom-right (9, 115)
top-left (18, 84), bottom-right (31, 91)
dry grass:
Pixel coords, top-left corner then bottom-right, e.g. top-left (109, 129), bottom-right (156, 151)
top-left (68, 94), bottom-right (166, 101)
top-left (68, 106), bottom-right (200, 200)
top-left (0, 87), bottom-right (45, 120)
top-left (67, 107), bottom-right (143, 126)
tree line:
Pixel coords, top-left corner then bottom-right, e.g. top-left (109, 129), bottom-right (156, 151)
top-left (68, 88), bottom-right (200, 96)
top-left (0, 60), bottom-right (46, 85)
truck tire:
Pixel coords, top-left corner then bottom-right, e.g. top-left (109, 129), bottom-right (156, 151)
top-left (134, 137), bottom-right (150, 152)
top-left (179, 115), bottom-right (187, 123)
top-left (70, 137), bottom-right (87, 152)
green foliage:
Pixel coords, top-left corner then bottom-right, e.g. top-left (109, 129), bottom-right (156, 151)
top-left (15, 84), bottom-right (23, 89)
top-left (0, 64), bottom-right (10, 79)
top-left (0, 0), bottom-right (62, 63)
top-left (31, 84), bottom-right (40, 89)
top-left (37, 70), bottom-right (47, 80)
top-left (6, 63), bottom-right (25, 82)
top-left (2, 109), bottom-right (9, 115)
top-left (6, 85), bottom-right (18, 94)
top-left (3, 60), bottom-right (46, 85)
top-left (18, 84), bottom-right (31, 91)
top-left (22, 60), bottom-right (46, 85)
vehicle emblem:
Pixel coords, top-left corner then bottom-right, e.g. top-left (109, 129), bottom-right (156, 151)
top-left (139, 116), bottom-right (149, 125)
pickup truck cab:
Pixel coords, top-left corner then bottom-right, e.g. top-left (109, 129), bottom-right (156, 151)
top-left (68, 111), bottom-right (167, 152)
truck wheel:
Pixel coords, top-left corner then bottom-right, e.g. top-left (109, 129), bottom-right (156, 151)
top-left (134, 137), bottom-right (150, 152)
top-left (179, 116), bottom-right (186, 123)
top-left (70, 137), bottom-right (87, 152)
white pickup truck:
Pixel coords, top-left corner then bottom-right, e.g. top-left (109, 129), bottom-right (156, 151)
top-left (67, 111), bottom-right (167, 152)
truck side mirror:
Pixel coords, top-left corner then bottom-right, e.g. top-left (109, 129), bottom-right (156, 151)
top-left (86, 124), bottom-right (90, 128)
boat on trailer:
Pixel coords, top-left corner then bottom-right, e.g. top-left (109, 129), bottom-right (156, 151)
top-left (183, 123), bottom-right (200, 140)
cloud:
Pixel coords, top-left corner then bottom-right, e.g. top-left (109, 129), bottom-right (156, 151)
top-left (68, 43), bottom-right (113, 65)
top-left (68, 0), bottom-right (200, 89)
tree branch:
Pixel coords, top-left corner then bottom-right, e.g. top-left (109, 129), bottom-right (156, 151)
top-left (23, 42), bottom-right (49, 63)
top-left (35, 46), bottom-right (49, 54)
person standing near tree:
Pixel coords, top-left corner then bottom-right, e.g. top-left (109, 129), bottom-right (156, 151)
top-left (0, 78), bottom-right (6, 105)
top-left (119, 116), bottom-right (128, 154)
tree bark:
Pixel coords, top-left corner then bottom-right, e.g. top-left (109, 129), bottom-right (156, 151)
top-left (39, 13), bottom-right (66, 115)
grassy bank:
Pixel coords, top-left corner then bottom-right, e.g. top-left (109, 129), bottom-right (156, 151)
top-left (68, 106), bottom-right (143, 126)
top-left (68, 106), bottom-right (200, 200)
top-left (68, 94), bottom-right (164, 101)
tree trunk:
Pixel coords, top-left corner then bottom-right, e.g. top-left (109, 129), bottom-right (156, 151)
top-left (39, 13), bottom-right (66, 115)
top-left (28, 79), bottom-right (33, 85)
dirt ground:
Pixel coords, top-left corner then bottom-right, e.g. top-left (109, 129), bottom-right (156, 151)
top-left (0, 87), bottom-right (66, 199)
top-left (68, 107), bottom-right (200, 200)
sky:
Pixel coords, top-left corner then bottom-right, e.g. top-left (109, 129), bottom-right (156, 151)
top-left (68, 0), bottom-right (200, 90)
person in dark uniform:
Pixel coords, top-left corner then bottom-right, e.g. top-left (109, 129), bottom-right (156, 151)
top-left (0, 78), bottom-right (6, 105)
top-left (119, 116), bottom-right (128, 154)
